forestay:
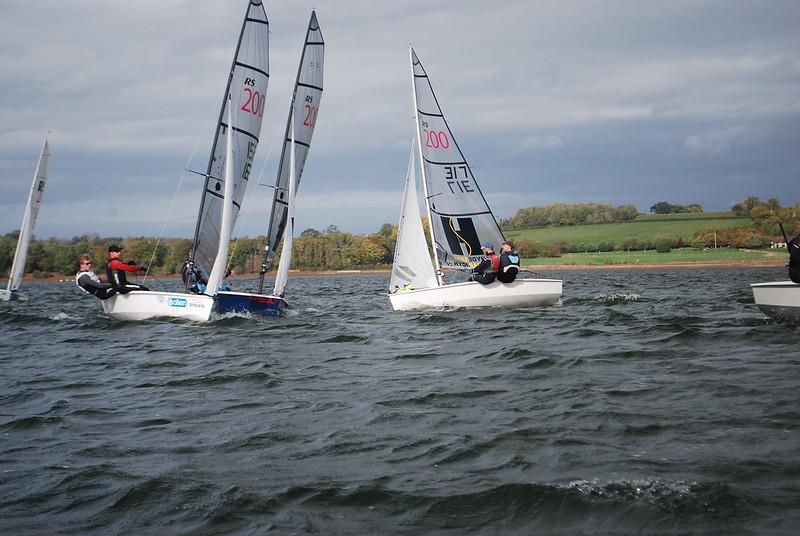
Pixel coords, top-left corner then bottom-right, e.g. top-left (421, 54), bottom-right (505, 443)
top-left (7, 139), bottom-right (49, 293)
top-left (410, 48), bottom-right (504, 270)
top-left (263, 10), bottom-right (324, 271)
top-left (389, 144), bottom-right (438, 292)
top-left (190, 0), bottom-right (269, 281)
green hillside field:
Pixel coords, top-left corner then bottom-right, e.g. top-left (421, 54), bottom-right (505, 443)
top-left (505, 212), bottom-right (751, 249)
top-left (522, 247), bottom-right (785, 266)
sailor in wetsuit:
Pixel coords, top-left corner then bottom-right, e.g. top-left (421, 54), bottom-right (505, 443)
top-left (75, 254), bottom-right (116, 299)
top-left (497, 241), bottom-right (521, 283)
top-left (470, 243), bottom-right (500, 284)
top-left (105, 245), bottom-right (149, 293)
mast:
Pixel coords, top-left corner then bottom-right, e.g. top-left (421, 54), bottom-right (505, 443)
top-left (272, 110), bottom-right (296, 297)
top-left (409, 46), bottom-right (443, 286)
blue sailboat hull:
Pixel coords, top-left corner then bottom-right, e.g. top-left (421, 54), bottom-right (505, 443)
top-left (216, 291), bottom-right (286, 316)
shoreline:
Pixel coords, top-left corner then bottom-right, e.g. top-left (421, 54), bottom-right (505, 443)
top-left (19, 259), bottom-right (785, 283)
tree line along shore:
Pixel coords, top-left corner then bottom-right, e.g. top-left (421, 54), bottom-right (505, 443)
top-left (2, 197), bottom-right (796, 278)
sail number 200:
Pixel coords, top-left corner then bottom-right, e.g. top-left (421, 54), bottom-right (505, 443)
top-left (241, 88), bottom-right (265, 117)
top-left (423, 129), bottom-right (450, 149)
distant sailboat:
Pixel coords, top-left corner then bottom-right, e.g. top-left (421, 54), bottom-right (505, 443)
top-left (388, 48), bottom-right (562, 311)
top-left (216, 10), bottom-right (324, 316)
top-left (1, 138), bottom-right (50, 302)
top-left (751, 223), bottom-right (800, 322)
top-left (100, 0), bottom-right (269, 321)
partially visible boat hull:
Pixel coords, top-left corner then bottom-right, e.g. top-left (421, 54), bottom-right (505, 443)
top-left (388, 278), bottom-right (563, 311)
top-left (751, 281), bottom-right (800, 322)
top-left (101, 291), bottom-right (214, 321)
top-left (216, 291), bottom-right (287, 316)
top-left (0, 289), bottom-right (18, 302)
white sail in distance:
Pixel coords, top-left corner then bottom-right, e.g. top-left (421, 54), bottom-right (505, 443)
top-left (190, 0), bottom-right (269, 281)
top-left (389, 143), bottom-right (438, 292)
top-left (263, 10), bottom-right (324, 271)
top-left (6, 138), bottom-right (50, 293)
top-left (410, 47), bottom-right (505, 270)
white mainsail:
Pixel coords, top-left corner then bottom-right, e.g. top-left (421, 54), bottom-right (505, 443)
top-left (4, 138), bottom-right (50, 296)
top-left (410, 48), bottom-right (505, 272)
top-left (389, 143), bottom-right (438, 292)
top-left (272, 116), bottom-right (297, 297)
top-left (263, 10), bottom-right (324, 274)
top-left (190, 0), bottom-right (269, 282)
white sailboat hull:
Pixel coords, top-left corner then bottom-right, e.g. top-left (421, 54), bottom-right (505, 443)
top-left (388, 278), bottom-right (563, 311)
top-left (100, 291), bottom-right (214, 322)
top-left (0, 289), bottom-right (17, 302)
top-left (751, 281), bottom-right (800, 322)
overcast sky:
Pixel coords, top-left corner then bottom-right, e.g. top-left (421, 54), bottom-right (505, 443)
top-left (1, 0), bottom-right (798, 239)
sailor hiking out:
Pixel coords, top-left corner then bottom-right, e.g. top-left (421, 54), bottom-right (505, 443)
top-left (471, 243), bottom-right (500, 285)
top-left (105, 245), bottom-right (149, 293)
top-left (75, 254), bottom-right (116, 299)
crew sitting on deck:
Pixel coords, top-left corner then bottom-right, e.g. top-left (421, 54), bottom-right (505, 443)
top-left (788, 233), bottom-right (800, 284)
top-left (75, 254), bottom-right (116, 299)
top-left (105, 245), bottom-right (149, 293)
top-left (497, 241), bottom-right (521, 283)
top-left (470, 243), bottom-right (500, 284)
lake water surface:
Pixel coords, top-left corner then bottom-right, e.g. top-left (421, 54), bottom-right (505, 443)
top-left (1, 267), bottom-right (798, 534)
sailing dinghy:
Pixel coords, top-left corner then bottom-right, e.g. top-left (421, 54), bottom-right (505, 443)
top-left (388, 48), bottom-right (562, 311)
top-left (100, 0), bottom-right (269, 321)
top-left (751, 282), bottom-right (800, 322)
top-left (1, 138), bottom-right (50, 302)
top-left (216, 10), bottom-right (324, 316)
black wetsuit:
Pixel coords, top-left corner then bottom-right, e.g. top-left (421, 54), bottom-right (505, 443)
top-left (75, 270), bottom-right (116, 299)
top-left (789, 237), bottom-right (800, 284)
top-left (106, 259), bottom-right (149, 293)
top-left (497, 251), bottom-right (521, 283)
top-left (471, 254), bottom-right (499, 285)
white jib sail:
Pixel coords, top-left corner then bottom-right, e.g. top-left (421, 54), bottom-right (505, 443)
top-left (205, 100), bottom-right (236, 297)
top-left (7, 138), bottom-right (50, 292)
top-left (410, 47), bottom-right (505, 271)
top-left (191, 0), bottom-right (269, 281)
top-left (273, 116), bottom-right (297, 297)
top-left (264, 10), bottom-right (324, 270)
top-left (389, 143), bottom-right (438, 292)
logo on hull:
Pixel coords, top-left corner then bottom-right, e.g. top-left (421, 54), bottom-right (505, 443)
top-left (167, 297), bottom-right (188, 308)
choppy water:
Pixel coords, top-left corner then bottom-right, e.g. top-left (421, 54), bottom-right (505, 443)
top-left (1, 267), bottom-right (798, 535)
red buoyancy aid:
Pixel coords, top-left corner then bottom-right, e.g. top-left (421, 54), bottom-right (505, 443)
top-left (487, 253), bottom-right (500, 274)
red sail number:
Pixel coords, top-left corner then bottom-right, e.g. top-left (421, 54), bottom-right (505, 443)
top-left (303, 104), bottom-right (318, 127)
top-left (241, 88), bottom-right (265, 117)
top-left (423, 129), bottom-right (450, 149)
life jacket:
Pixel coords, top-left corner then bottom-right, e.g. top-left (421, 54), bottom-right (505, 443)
top-left (106, 259), bottom-right (129, 288)
top-left (487, 253), bottom-right (500, 274)
top-left (76, 270), bottom-right (100, 296)
top-left (498, 251), bottom-right (520, 283)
